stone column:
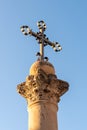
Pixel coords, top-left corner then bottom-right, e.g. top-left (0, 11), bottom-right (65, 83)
top-left (17, 61), bottom-right (69, 130)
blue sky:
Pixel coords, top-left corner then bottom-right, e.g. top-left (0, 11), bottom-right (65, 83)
top-left (0, 0), bottom-right (87, 130)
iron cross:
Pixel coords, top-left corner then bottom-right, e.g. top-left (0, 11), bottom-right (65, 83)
top-left (20, 20), bottom-right (62, 61)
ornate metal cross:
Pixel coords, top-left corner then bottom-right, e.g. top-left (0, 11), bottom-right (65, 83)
top-left (20, 20), bottom-right (62, 61)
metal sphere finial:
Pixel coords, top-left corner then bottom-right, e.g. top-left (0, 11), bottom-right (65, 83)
top-left (37, 21), bottom-right (46, 31)
top-left (20, 26), bottom-right (31, 35)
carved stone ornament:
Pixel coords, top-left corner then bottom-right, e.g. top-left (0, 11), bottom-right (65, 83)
top-left (17, 68), bottom-right (69, 105)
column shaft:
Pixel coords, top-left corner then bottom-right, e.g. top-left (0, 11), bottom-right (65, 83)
top-left (28, 102), bottom-right (58, 130)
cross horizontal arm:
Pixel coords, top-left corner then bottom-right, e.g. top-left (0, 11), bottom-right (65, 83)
top-left (29, 30), bottom-right (55, 47)
top-left (20, 25), bottom-right (62, 52)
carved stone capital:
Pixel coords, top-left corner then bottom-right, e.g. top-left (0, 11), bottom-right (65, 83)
top-left (17, 68), bottom-right (69, 105)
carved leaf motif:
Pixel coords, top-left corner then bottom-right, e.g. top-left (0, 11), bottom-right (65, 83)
top-left (17, 69), bottom-right (69, 103)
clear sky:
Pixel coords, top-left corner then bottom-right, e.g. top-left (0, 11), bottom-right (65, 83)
top-left (0, 0), bottom-right (87, 130)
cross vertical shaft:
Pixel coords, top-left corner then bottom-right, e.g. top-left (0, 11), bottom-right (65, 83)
top-left (40, 40), bottom-right (44, 60)
top-left (40, 29), bottom-right (44, 60)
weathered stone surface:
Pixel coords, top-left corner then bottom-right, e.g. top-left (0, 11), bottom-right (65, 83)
top-left (17, 61), bottom-right (69, 130)
top-left (28, 102), bottom-right (58, 130)
top-left (29, 61), bottom-right (55, 75)
top-left (17, 68), bottom-right (69, 105)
